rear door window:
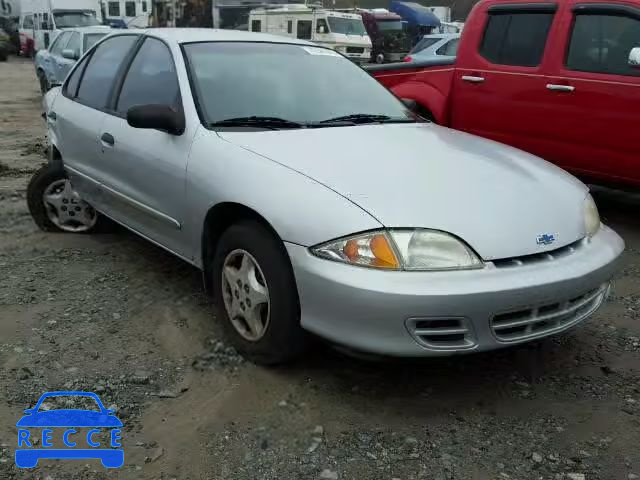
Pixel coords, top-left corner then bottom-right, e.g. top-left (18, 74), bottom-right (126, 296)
top-left (76, 35), bottom-right (139, 110)
top-left (437, 38), bottom-right (460, 56)
top-left (480, 12), bottom-right (555, 66)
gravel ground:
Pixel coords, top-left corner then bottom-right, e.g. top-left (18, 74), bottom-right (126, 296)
top-left (1, 57), bottom-right (639, 480)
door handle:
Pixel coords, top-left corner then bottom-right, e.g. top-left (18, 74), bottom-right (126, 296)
top-left (101, 133), bottom-right (115, 146)
top-left (546, 84), bottom-right (575, 92)
top-left (462, 75), bottom-right (485, 83)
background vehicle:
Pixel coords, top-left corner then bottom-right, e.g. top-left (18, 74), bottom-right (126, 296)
top-left (248, 5), bottom-right (372, 63)
top-left (403, 33), bottom-right (459, 62)
top-left (33, 29), bottom-right (623, 366)
top-left (19, 0), bottom-right (102, 54)
top-left (337, 8), bottom-right (410, 63)
top-left (368, 0), bottom-right (640, 188)
top-left (35, 26), bottom-right (109, 92)
top-left (390, 1), bottom-right (441, 46)
top-left (101, 0), bottom-right (150, 28)
top-left (0, 26), bottom-right (10, 59)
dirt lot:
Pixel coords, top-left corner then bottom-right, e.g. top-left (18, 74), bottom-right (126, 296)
top-left (0, 57), bottom-right (639, 480)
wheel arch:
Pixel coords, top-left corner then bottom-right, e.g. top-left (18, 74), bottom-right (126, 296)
top-left (200, 202), bottom-right (294, 296)
top-left (390, 82), bottom-right (447, 124)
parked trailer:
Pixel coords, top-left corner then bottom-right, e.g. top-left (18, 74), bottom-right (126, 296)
top-left (248, 4), bottom-right (371, 63)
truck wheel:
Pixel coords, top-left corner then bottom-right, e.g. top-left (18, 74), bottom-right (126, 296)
top-left (27, 164), bottom-right (105, 233)
top-left (212, 220), bottom-right (309, 365)
top-left (375, 53), bottom-right (385, 64)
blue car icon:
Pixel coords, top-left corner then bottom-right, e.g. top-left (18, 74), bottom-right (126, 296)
top-left (16, 391), bottom-right (124, 468)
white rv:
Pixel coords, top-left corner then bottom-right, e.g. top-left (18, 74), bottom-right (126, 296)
top-left (248, 5), bottom-right (372, 63)
top-left (18, 0), bottom-right (103, 54)
top-left (102, 0), bottom-right (151, 28)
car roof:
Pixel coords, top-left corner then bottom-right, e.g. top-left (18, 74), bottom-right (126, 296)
top-left (136, 28), bottom-right (316, 47)
top-left (62, 26), bottom-right (114, 35)
top-left (421, 33), bottom-right (459, 40)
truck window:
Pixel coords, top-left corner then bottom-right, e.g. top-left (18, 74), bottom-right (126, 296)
top-left (297, 20), bottom-right (312, 39)
top-left (480, 12), bottom-right (554, 67)
top-left (287, 20), bottom-right (292, 34)
top-left (251, 20), bottom-right (261, 32)
top-left (566, 13), bottom-right (640, 77)
top-left (126, 1), bottom-right (136, 17)
top-left (23, 15), bottom-right (34, 29)
top-left (108, 2), bottom-right (121, 17)
top-left (316, 18), bottom-right (328, 34)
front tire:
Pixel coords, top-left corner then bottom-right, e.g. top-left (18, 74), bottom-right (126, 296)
top-left (27, 164), bottom-right (104, 233)
top-left (212, 221), bottom-right (309, 365)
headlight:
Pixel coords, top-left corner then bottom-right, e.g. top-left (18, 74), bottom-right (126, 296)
top-left (584, 194), bottom-right (601, 237)
top-left (311, 229), bottom-right (483, 271)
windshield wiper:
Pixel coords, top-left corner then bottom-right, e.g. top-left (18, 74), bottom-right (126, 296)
top-left (208, 116), bottom-right (305, 130)
top-left (319, 114), bottom-right (415, 125)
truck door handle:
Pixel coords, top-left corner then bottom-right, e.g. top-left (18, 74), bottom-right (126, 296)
top-left (462, 75), bottom-right (485, 83)
top-left (546, 84), bottom-right (575, 93)
top-left (101, 133), bottom-right (115, 146)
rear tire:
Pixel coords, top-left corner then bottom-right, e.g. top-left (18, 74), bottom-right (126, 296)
top-left (212, 221), bottom-right (309, 365)
top-left (27, 164), bottom-right (108, 233)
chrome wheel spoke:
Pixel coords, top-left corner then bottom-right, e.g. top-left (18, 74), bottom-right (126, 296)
top-left (42, 179), bottom-right (97, 233)
top-left (221, 249), bottom-right (270, 342)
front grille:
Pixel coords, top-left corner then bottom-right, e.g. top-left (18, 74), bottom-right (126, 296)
top-left (492, 238), bottom-right (586, 268)
top-left (346, 47), bottom-right (365, 54)
top-left (406, 317), bottom-right (475, 350)
top-left (491, 284), bottom-right (609, 342)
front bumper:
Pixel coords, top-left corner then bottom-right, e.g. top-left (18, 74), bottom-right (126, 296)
top-left (286, 225), bottom-right (624, 356)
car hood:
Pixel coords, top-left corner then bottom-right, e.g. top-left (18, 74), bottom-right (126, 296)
top-left (218, 123), bottom-right (588, 260)
top-left (16, 410), bottom-right (123, 427)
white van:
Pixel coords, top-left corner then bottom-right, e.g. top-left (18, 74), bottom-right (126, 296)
top-left (248, 5), bottom-right (372, 63)
top-left (18, 0), bottom-right (102, 55)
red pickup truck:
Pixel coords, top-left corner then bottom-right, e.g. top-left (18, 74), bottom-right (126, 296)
top-left (367, 0), bottom-right (640, 188)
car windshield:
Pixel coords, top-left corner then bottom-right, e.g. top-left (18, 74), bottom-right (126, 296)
top-left (38, 395), bottom-right (101, 412)
top-left (326, 16), bottom-right (367, 35)
top-left (53, 11), bottom-right (100, 28)
top-left (376, 20), bottom-right (403, 32)
top-left (183, 42), bottom-right (413, 127)
top-left (84, 33), bottom-right (106, 51)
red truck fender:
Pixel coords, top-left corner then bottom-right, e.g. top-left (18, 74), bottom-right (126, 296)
top-left (388, 82), bottom-right (447, 124)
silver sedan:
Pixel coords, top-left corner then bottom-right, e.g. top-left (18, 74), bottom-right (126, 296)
top-left (32, 28), bottom-right (624, 364)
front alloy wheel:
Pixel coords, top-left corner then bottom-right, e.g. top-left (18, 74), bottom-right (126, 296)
top-left (221, 249), bottom-right (270, 341)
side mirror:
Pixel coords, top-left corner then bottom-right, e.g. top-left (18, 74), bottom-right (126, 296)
top-left (401, 98), bottom-right (417, 111)
top-left (127, 104), bottom-right (185, 135)
top-left (24, 408), bottom-right (36, 414)
top-left (62, 49), bottom-right (78, 60)
top-left (104, 409), bottom-right (116, 414)
top-left (629, 47), bottom-right (640, 68)
top-left (41, 21), bottom-right (48, 30)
